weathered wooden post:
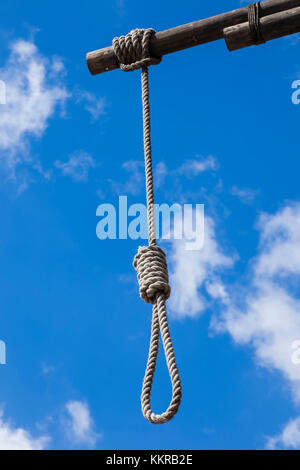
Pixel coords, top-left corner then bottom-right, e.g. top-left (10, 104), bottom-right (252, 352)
top-left (86, 0), bottom-right (300, 76)
top-left (225, 5), bottom-right (300, 50)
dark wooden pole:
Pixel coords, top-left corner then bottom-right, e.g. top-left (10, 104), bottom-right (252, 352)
top-left (225, 6), bottom-right (300, 50)
top-left (87, 0), bottom-right (300, 75)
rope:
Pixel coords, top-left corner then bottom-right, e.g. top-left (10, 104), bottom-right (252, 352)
top-left (113, 29), bottom-right (182, 424)
top-left (113, 29), bottom-right (161, 72)
top-left (248, 2), bottom-right (266, 45)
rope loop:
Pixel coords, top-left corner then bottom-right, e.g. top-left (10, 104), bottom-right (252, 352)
top-left (113, 28), bottom-right (162, 72)
top-left (133, 245), bottom-right (171, 304)
top-left (248, 2), bottom-right (266, 45)
top-left (113, 26), bottom-right (181, 425)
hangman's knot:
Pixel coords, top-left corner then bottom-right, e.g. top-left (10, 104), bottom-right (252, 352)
top-left (133, 245), bottom-right (171, 304)
top-left (113, 28), bottom-right (162, 72)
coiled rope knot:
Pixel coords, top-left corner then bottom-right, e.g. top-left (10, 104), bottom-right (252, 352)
top-left (113, 28), bottom-right (162, 72)
top-left (133, 245), bottom-right (171, 304)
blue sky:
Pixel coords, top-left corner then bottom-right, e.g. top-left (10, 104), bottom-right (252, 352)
top-left (1, 0), bottom-right (300, 450)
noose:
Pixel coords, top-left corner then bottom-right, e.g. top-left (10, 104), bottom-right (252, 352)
top-left (113, 29), bottom-right (182, 424)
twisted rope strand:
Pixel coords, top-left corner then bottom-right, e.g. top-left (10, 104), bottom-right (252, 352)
top-left (113, 29), bottom-right (182, 424)
top-left (141, 66), bottom-right (156, 247)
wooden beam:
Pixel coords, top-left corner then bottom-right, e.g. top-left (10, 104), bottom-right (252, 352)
top-left (224, 6), bottom-right (300, 50)
top-left (86, 0), bottom-right (300, 75)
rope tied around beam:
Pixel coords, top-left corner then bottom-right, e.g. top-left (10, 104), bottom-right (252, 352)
top-left (113, 28), bottom-right (182, 425)
top-left (248, 2), bottom-right (266, 45)
top-left (113, 29), bottom-right (161, 72)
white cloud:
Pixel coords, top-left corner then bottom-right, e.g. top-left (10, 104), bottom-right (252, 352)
top-left (167, 198), bottom-right (300, 446)
top-left (64, 400), bottom-right (102, 448)
top-left (110, 155), bottom-right (218, 197)
top-left (213, 203), bottom-right (300, 402)
top-left (177, 155), bottom-right (218, 178)
top-left (75, 90), bottom-right (106, 121)
top-left (255, 205), bottom-right (300, 279)
top-left (97, 188), bottom-right (106, 200)
top-left (41, 362), bottom-right (56, 375)
top-left (0, 39), bottom-right (69, 175)
top-left (0, 400), bottom-right (101, 450)
top-left (0, 408), bottom-right (49, 450)
top-left (55, 150), bottom-right (97, 182)
top-left (205, 279), bottom-right (229, 304)
top-left (266, 416), bottom-right (300, 449)
top-left (155, 161), bottom-right (168, 188)
top-left (109, 160), bottom-right (144, 195)
top-left (230, 185), bottom-right (259, 203)
top-left (168, 211), bottom-right (234, 319)
top-left (166, 197), bottom-right (300, 445)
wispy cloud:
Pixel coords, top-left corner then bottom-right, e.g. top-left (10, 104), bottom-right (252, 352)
top-left (266, 416), bottom-right (300, 449)
top-left (0, 39), bottom-right (69, 177)
top-left (176, 155), bottom-right (218, 178)
top-left (230, 185), bottom-right (259, 204)
top-left (109, 160), bottom-right (144, 195)
top-left (166, 193), bottom-right (300, 445)
top-left (155, 155), bottom-right (221, 207)
top-left (0, 408), bottom-right (49, 450)
top-left (75, 89), bottom-right (106, 121)
top-left (55, 150), bottom-right (97, 182)
top-left (0, 400), bottom-right (101, 449)
top-left (212, 203), bottom-right (300, 403)
top-left (155, 161), bottom-right (168, 188)
top-left (168, 209), bottom-right (234, 319)
top-left (64, 400), bottom-right (102, 448)
top-left (110, 155), bottom-right (218, 197)
top-left (41, 362), bottom-right (56, 375)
